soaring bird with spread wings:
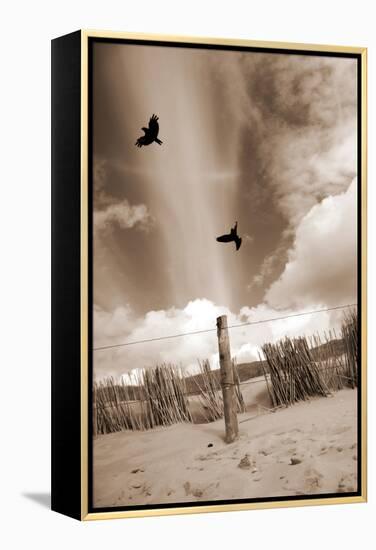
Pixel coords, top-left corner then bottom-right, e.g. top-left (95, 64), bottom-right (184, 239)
top-left (216, 222), bottom-right (242, 251)
top-left (135, 114), bottom-right (163, 148)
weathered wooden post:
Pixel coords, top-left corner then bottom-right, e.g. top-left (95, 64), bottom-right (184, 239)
top-left (217, 315), bottom-right (239, 443)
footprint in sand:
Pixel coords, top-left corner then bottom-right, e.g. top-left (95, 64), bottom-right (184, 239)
top-left (304, 468), bottom-right (323, 493)
top-left (333, 426), bottom-right (351, 435)
top-left (129, 481), bottom-right (153, 498)
top-left (183, 481), bottom-right (205, 498)
top-left (284, 468), bottom-right (323, 494)
top-left (259, 449), bottom-right (271, 456)
top-left (319, 446), bottom-right (328, 455)
top-left (319, 444), bottom-right (344, 457)
top-left (196, 452), bottom-right (218, 462)
top-left (337, 474), bottom-right (356, 493)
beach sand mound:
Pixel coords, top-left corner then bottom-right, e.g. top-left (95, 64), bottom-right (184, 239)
top-left (93, 387), bottom-right (357, 508)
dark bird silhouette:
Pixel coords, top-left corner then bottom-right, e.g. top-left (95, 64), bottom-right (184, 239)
top-left (135, 114), bottom-right (163, 147)
top-left (216, 222), bottom-right (242, 251)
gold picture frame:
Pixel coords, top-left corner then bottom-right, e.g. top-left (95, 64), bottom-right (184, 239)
top-left (51, 29), bottom-right (367, 521)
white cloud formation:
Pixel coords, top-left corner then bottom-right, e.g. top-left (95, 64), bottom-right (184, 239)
top-left (223, 54), bottom-right (357, 226)
top-left (91, 55), bottom-right (358, 382)
top-left (93, 179), bottom-right (357, 380)
top-left (93, 298), bottom-right (344, 380)
top-left (266, 121), bottom-right (357, 226)
top-left (93, 157), bottom-right (153, 233)
top-left (248, 243), bottom-right (287, 291)
top-left (265, 179), bottom-right (357, 310)
top-left (94, 200), bottom-right (153, 233)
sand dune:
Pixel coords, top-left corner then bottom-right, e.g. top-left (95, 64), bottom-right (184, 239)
top-left (93, 386), bottom-right (357, 508)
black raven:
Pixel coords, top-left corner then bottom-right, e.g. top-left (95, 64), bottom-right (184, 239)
top-left (216, 222), bottom-right (242, 251)
top-left (135, 114), bottom-right (163, 147)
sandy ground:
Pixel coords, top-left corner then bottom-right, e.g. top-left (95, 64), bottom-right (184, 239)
top-left (93, 384), bottom-right (357, 508)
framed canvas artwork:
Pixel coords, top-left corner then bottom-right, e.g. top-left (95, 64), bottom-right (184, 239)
top-left (51, 30), bottom-right (367, 520)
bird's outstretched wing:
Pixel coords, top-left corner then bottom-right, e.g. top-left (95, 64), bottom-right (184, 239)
top-left (135, 135), bottom-right (147, 147)
top-left (235, 236), bottom-right (242, 251)
top-left (148, 114), bottom-right (159, 136)
top-left (216, 233), bottom-right (233, 243)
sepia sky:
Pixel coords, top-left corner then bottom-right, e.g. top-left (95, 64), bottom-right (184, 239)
top-left (92, 42), bottom-right (358, 379)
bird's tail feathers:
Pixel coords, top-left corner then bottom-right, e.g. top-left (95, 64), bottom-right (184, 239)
top-left (155, 138), bottom-right (163, 145)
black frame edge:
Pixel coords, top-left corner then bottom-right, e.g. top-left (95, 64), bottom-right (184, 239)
top-left (51, 29), bottom-right (82, 520)
top-left (87, 38), bottom-right (363, 516)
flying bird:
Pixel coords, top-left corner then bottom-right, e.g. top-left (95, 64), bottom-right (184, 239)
top-left (216, 222), bottom-right (242, 251)
top-left (135, 114), bottom-right (163, 148)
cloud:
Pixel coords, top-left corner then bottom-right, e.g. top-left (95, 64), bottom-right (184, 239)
top-left (264, 57), bottom-right (357, 225)
top-left (265, 179), bottom-right (357, 310)
top-left (94, 304), bottom-right (134, 345)
top-left (216, 53), bottom-right (357, 300)
top-left (93, 157), bottom-right (153, 233)
top-left (93, 298), bottom-right (345, 380)
top-left (94, 200), bottom-right (153, 233)
top-left (93, 176), bottom-right (357, 379)
top-left (222, 54), bottom-right (357, 226)
top-left (91, 51), bottom-right (358, 382)
top-left (265, 120), bottom-right (357, 226)
top-left (93, 158), bottom-right (113, 208)
top-left (248, 243), bottom-right (288, 291)
top-left (94, 299), bottom-right (227, 379)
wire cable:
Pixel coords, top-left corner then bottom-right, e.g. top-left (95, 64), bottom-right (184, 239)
top-left (93, 302), bottom-right (357, 351)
